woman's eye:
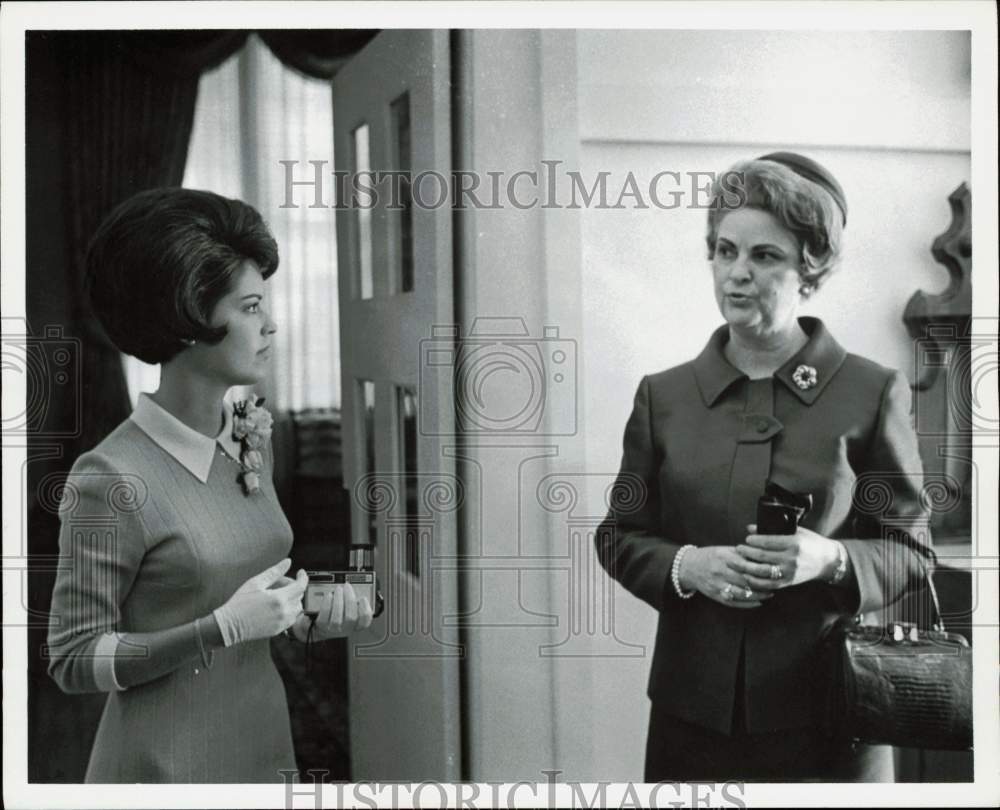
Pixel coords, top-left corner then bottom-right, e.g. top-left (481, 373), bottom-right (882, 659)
top-left (752, 251), bottom-right (780, 263)
top-left (245, 302), bottom-right (260, 313)
top-left (716, 244), bottom-right (735, 258)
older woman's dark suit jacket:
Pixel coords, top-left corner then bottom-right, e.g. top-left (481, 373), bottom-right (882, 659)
top-left (596, 317), bottom-right (931, 736)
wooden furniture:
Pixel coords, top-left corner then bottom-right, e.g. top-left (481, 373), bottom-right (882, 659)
top-left (895, 183), bottom-right (974, 782)
top-left (904, 182), bottom-right (973, 548)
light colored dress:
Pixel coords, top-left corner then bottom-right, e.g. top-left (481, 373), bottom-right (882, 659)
top-left (46, 394), bottom-right (297, 783)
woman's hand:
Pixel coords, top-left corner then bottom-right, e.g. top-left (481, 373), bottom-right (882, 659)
top-left (213, 558), bottom-right (308, 646)
top-left (678, 546), bottom-right (773, 608)
top-left (290, 582), bottom-right (375, 641)
top-left (731, 524), bottom-right (840, 591)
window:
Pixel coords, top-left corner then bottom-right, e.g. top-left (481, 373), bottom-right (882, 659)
top-left (123, 35), bottom-right (341, 412)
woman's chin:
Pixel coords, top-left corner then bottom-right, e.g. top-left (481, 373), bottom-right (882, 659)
top-left (722, 307), bottom-right (761, 330)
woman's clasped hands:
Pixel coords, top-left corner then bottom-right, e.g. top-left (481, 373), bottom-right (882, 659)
top-left (677, 526), bottom-right (841, 607)
top-left (213, 558), bottom-right (376, 644)
top-left (213, 558), bottom-right (307, 645)
top-left (732, 524), bottom-right (841, 593)
top-left (677, 546), bottom-right (771, 608)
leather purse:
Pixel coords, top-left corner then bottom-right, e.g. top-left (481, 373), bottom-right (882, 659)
top-left (822, 561), bottom-right (972, 751)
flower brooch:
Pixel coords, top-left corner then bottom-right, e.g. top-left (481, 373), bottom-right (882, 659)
top-left (231, 395), bottom-right (274, 495)
top-left (792, 364), bottom-right (818, 391)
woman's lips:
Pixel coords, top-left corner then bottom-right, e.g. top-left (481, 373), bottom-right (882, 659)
top-left (726, 293), bottom-right (753, 305)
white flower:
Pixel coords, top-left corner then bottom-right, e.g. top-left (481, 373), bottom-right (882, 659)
top-left (246, 406), bottom-right (273, 437)
top-left (232, 416), bottom-right (250, 440)
top-left (231, 395), bottom-right (273, 496)
top-left (241, 471), bottom-right (261, 495)
top-left (232, 397), bottom-right (273, 443)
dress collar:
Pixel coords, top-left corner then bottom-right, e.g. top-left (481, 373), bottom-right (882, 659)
top-left (692, 316), bottom-right (847, 407)
top-left (130, 393), bottom-right (243, 483)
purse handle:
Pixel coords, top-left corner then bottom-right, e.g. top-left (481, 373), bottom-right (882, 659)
top-left (918, 554), bottom-right (946, 633)
top-left (856, 545), bottom-right (945, 633)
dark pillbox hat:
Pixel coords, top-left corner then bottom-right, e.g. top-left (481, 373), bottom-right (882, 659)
top-left (758, 151), bottom-right (848, 226)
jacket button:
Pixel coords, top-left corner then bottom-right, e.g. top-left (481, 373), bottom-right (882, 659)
top-left (756, 419), bottom-right (770, 433)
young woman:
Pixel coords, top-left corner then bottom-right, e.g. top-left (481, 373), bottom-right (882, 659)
top-left (47, 188), bottom-right (372, 782)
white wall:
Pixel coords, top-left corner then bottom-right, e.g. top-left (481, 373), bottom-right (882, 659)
top-left (576, 30), bottom-right (971, 780)
top-left (456, 30), bottom-right (589, 782)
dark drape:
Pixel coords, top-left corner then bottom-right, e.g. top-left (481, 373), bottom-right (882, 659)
top-left (258, 29), bottom-right (376, 78)
top-left (26, 28), bottom-right (376, 782)
top-left (65, 31), bottom-right (213, 453)
top-left (27, 28), bottom-right (238, 783)
top-left (36, 28), bottom-right (378, 461)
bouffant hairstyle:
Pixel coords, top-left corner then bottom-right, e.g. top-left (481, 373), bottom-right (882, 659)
top-left (85, 188), bottom-right (278, 364)
top-left (705, 158), bottom-right (845, 297)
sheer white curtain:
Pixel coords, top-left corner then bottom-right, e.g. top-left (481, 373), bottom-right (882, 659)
top-left (123, 34), bottom-right (341, 412)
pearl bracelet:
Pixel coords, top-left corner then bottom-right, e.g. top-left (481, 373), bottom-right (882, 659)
top-left (671, 544), bottom-right (697, 599)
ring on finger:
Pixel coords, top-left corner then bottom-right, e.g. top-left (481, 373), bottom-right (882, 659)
top-left (744, 587), bottom-right (753, 600)
top-left (770, 564), bottom-right (783, 580)
top-left (722, 584), bottom-right (734, 601)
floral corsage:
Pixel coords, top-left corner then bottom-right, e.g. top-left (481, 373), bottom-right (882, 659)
top-left (231, 395), bottom-right (274, 496)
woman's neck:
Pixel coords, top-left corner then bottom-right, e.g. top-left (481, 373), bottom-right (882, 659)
top-left (149, 365), bottom-right (228, 438)
top-left (725, 320), bottom-right (809, 379)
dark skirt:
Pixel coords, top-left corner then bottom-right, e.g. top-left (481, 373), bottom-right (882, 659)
top-left (644, 642), bottom-right (894, 782)
top-left (643, 702), bottom-right (894, 782)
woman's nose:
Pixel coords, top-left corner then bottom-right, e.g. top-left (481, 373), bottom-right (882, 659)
top-left (262, 310), bottom-right (277, 335)
top-left (728, 254), bottom-right (752, 282)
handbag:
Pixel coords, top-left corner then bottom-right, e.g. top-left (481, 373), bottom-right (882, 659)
top-left (822, 560), bottom-right (972, 752)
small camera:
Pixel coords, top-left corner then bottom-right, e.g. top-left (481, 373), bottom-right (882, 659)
top-left (303, 545), bottom-right (384, 618)
top-left (756, 481), bottom-right (813, 535)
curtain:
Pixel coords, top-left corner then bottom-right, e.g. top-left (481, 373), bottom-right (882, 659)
top-left (60, 31), bottom-right (215, 454)
top-left (258, 28), bottom-right (375, 79)
top-left (37, 28), bottom-right (376, 445)
top-left (237, 36), bottom-right (344, 411)
top-left (26, 29), bottom-right (373, 782)
top-left (25, 30), bottom-right (231, 784)
top-left (126, 34), bottom-right (344, 412)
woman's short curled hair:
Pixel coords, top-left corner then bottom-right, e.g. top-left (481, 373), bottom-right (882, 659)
top-left (705, 159), bottom-right (845, 296)
top-left (85, 188), bottom-right (278, 364)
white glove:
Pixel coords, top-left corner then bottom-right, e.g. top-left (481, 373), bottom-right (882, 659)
top-left (213, 558), bottom-right (307, 646)
top-left (291, 581), bottom-right (374, 641)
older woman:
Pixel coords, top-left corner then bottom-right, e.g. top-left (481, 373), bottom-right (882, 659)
top-left (47, 188), bottom-right (372, 782)
top-left (596, 153), bottom-right (931, 782)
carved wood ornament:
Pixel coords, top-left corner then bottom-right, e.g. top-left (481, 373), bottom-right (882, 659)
top-left (903, 183), bottom-right (972, 541)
